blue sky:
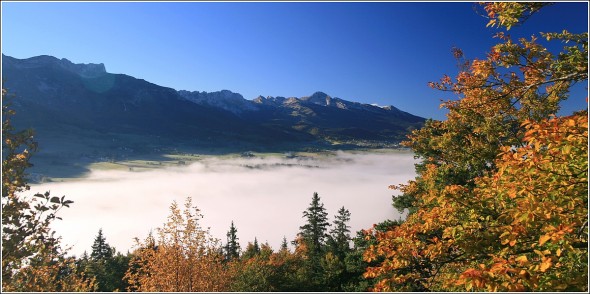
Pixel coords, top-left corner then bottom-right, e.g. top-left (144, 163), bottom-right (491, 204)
top-left (1, 1), bottom-right (588, 120)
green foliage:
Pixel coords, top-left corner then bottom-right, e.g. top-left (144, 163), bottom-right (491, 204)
top-left (299, 192), bottom-right (330, 258)
top-left (280, 236), bottom-right (289, 252)
top-left (79, 229), bottom-right (130, 291)
top-left (224, 221), bottom-right (240, 261)
top-left (227, 193), bottom-right (374, 292)
top-left (296, 192), bottom-right (331, 289)
top-left (328, 206), bottom-right (352, 258)
top-left (230, 242), bottom-right (308, 292)
top-left (90, 228), bottom-right (114, 261)
top-left (319, 206), bottom-right (354, 291)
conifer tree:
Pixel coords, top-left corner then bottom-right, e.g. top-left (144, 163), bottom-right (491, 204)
top-left (91, 228), bottom-right (114, 261)
top-left (299, 192), bottom-right (330, 257)
top-left (83, 229), bottom-right (130, 291)
top-left (280, 236), bottom-right (289, 252)
top-left (224, 221), bottom-right (240, 261)
top-left (297, 192), bottom-right (331, 290)
top-left (328, 206), bottom-right (352, 258)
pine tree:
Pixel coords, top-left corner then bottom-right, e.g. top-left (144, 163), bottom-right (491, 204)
top-left (90, 228), bottom-right (113, 261)
top-left (85, 229), bottom-right (130, 291)
top-left (328, 206), bottom-right (351, 258)
top-left (224, 221), bottom-right (240, 261)
top-left (280, 236), bottom-right (289, 252)
top-left (299, 192), bottom-right (330, 257)
top-left (319, 206), bottom-right (352, 291)
top-left (297, 192), bottom-right (331, 290)
top-left (253, 237), bottom-right (259, 253)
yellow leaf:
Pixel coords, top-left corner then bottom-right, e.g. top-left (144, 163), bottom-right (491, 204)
top-left (556, 248), bottom-right (562, 257)
top-left (539, 234), bottom-right (551, 246)
top-left (516, 255), bottom-right (528, 264)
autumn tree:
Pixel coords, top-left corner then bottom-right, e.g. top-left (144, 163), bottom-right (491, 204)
top-left (124, 197), bottom-right (233, 291)
top-left (1, 85), bottom-right (94, 291)
top-left (364, 2), bottom-right (588, 292)
top-left (342, 220), bottom-right (403, 292)
top-left (483, 2), bottom-right (551, 30)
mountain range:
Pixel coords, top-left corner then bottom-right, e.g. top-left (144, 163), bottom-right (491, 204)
top-left (1, 54), bottom-right (424, 155)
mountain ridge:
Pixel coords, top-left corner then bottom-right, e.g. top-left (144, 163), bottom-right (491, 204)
top-left (1, 54), bottom-right (425, 153)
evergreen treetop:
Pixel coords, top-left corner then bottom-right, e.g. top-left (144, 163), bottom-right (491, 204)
top-left (224, 221), bottom-right (240, 260)
top-left (91, 228), bottom-right (113, 261)
top-left (299, 192), bottom-right (330, 256)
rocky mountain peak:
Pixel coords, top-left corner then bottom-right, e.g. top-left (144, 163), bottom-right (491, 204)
top-left (59, 58), bottom-right (107, 78)
top-left (3, 54), bottom-right (107, 78)
top-left (253, 95), bottom-right (266, 103)
top-left (301, 91), bottom-right (333, 106)
top-left (177, 89), bottom-right (257, 114)
top-left (252, 95), bottom-right (287, 106)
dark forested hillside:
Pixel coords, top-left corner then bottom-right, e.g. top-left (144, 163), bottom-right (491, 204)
top-left (2, 54), bottom-right (424, 153)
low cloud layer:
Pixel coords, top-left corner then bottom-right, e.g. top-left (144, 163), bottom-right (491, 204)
top-left (29, 151), bottom-right (417, 256)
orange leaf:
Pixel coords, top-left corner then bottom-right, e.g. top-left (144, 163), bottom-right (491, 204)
top-left (539, 257), bottom-right (552, 272)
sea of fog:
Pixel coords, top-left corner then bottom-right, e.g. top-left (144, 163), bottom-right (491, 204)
top-left (28, 151), bottom-right (417, 257)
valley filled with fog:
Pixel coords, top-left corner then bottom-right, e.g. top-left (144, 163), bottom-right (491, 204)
top-left (28, 150), bottom-right (417, 257)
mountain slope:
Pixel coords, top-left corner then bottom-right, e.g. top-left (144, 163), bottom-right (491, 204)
top-left (247, 91), bottom-right (424, 142)
top-left (2, 54), bottom-right (424, 152)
